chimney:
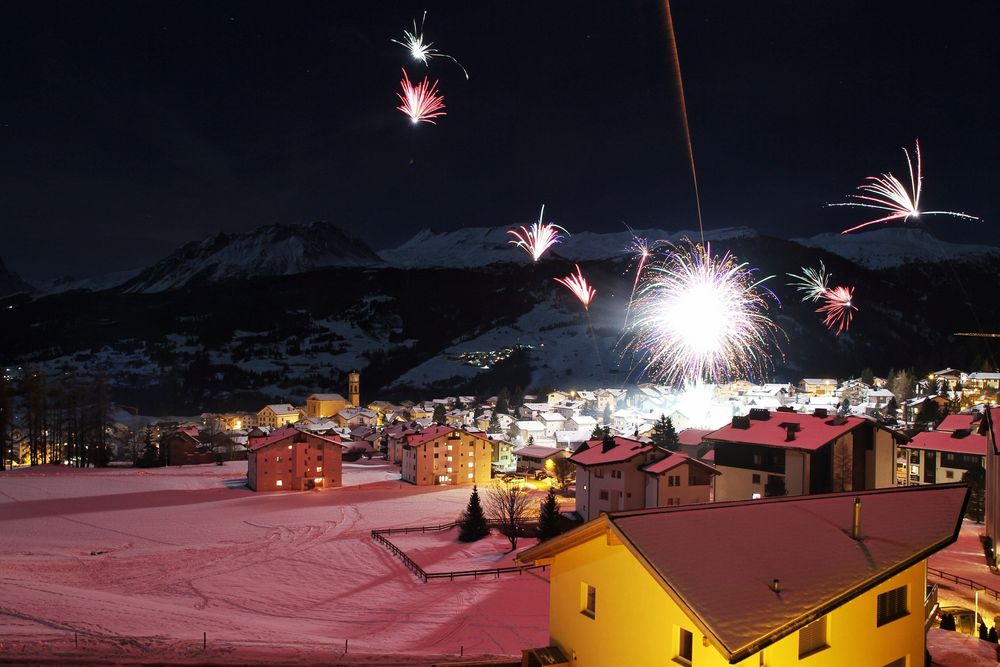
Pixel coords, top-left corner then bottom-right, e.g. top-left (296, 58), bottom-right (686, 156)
top-left (851, 496), bottom-right (862, 540)
top-left (771, 578), bottom-right (780, 593)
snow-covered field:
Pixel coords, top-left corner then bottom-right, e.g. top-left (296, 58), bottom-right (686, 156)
top-left (0, 461), bottom-right (548, 665)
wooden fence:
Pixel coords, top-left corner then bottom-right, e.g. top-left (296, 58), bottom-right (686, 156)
top-left (371, 521), bottom-right (546, 583)
top-left (928, 566), bottom-right (1000, 601)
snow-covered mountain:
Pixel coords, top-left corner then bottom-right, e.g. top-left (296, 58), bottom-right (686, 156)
top-left (378, 225), bottom-right (757, 268)
top-left (121, 222), bottom-right (383, 293)
top-left (39, 268), bottom-right (143, 295)
top-left (794, 227), bottom-right (1000, 269)
top-left (0, 257), bottom-right (33, 298)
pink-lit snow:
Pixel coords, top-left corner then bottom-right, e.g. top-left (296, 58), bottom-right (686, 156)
top-left (0, 461), bottom-right (548, 665)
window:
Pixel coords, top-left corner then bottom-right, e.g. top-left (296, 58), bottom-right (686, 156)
top-left (675, 627), bottom-right (693, 665)
top-left (798, 616), bottom-right (828, 657)
top-left (316, 466), bottom-right (322, 472)
top-left (581, 583), bottom-right (596, 618)
top-left (467, 473), bottom-right (474, 479)
top-left (882, 658), bottom-right (906, 667)
top-left (945, 470), bottom-right (954, 479)
top-left (275, 456), bottom-right (283, 462)
top-left (276, 480), bottom-right (283, 487)
top-left (434, 452), bottom-right (439, 458)
top-left (599, 490), bottom-right (609, 500)
top-left (668, 475), bottom-right (681, 487)
top-left (752, 474), bottom-right (761, 484)
top-left (316, 455), bottom-right (322, 461)
top-left (877, 586), bottom-right (908, 626)
top-left (752, 454), bottom-right (763, 465)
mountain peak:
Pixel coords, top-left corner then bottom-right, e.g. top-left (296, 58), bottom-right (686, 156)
top-left (0, 256), bottom-right (34, 298)
top-left (793, 227), bottom-right (1000, 269)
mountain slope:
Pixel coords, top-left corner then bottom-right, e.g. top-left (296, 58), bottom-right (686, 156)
top-left (121, 222), bottom-right (383, 293)
top-left (0, 256), bottom-right (33, 298)
top-left (794, 227), bottom-right (1000, 269)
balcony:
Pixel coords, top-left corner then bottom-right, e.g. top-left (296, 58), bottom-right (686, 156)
top-left (924, 583), bottom-right (939, 631)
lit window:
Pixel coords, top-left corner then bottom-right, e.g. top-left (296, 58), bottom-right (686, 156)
top-left (798, 616), bottom-right (828, 657)
top-left (276, 480), bottom-right (283, 487)
top-left (676, 627), bottom-right (693, 664)
top-left (581, 583), bottom-right (596, 618)
top-left (467, 473), bottom-right (473, 479)
top-left (877, 586), bottom-right (908, 626)
top-left (316, 466), bottom-right (322, 472)
top-left (288, 445), bottom-right (293, 450)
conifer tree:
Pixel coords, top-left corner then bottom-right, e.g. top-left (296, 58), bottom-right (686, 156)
top-left (433, 403), bottom-right (447, 425)
top-left (537, 488), bottom-right (561, 541)
top-left (458, 485), bottom-right (490, 542)
top-left (650, 415), bottom-right (679, 451)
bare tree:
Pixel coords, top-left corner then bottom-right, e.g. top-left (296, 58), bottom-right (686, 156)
top-left (484, 478), bottom-right (534, 552)
top-left (552, 457), bottom-right (576, 494)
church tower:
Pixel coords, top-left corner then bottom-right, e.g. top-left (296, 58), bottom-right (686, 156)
top-left (348, 371), bottom-right (360, 407)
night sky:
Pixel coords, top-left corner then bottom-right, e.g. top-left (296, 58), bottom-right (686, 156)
top-left (2, 1), bottom-right (998, 282)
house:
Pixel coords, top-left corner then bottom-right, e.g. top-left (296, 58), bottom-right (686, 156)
top-left (517, 484), bottom-right (968, 667)
top-left (515, 444), bottom-right (570, 475)
top-left (333, 407), bottom-right (377, 428)
top-left (539, 411), bottom-right (567, 437)
top-left (514, 420), bottom-right (547, 446)
top-left (487, 434), bottom-right (516, 473)
top-left (160, 427), bottom-right (215, 466)
top-left (799, 378), bottom-right (838, 396)
top-left (705, 409), bottom-right (896, 501)
top-left (547, 390), bottom-right (573, 405)
top-left (936, 413), bottom-right (980, 432)
top-left (572, 436), bottom-right (658, 520)
top-left (256, 403), bottom-right (300, 429)
top-left (898, 428), bottom-right (986, 485)
top-left (967, 372), bottom-right (1000, 392)
top-left (306, 393), bottom-right (348, 419)
top-left (385, 422), bottom-right (423, 464)
top-left (641, 451), bottom-right (719, 508)
top-left (565, 414), bottom-right (598, 433)
top-left (676, 428), bottom-right (713, 457)
top-left (246, 426), bottom-right (345, 491)
top-left (400, 425), bottom-right (492, 486)
top-left (983, 407), bottom-right (1000, 567)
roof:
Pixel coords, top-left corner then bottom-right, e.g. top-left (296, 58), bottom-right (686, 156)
top-left (260, 403), bottom-right (297, 415)
top-left (570, 436), bottom-right (651, 466)
top-left (540, 412), bottom-right (566, 422)
top-left (248, 426), bottom-right (345, 452)
top-left (905, 430), bottom-right (987, 457)
top-left (514, 445), bottom-right (566, 460)
top-left (404, 425), bottom-right (489, 447)
top-left (800, 378), bottom-right (837, 385)
top-left (678, 428), bottom-right (713, 447)
top-left (515, 420), bottom-right (546, 432)
top-left (641, 451), bottom-right (719, 476)
top-left (569, 415), bottom-right (598, 426)
top-left (937, 414), bottom-right (977, 432)
top-left (309, 393), bottom-right (346, 401)
top-left (705, 411), bottom-right (865, 452)
top-left (968, 372), bottom-right (1000, 381)
top-left (518, 484), bottom-right (968, 663)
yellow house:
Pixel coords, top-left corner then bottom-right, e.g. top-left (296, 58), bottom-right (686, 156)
top-left (518, 484), bottom-right (968, 667)
top-left (256, 403), bottom-right (300, 429)
top-left (306, 393), bottom-right (348, 419)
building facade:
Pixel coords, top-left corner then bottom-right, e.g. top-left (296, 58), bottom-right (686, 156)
top-left (400, 425), bottom-right (492, 486)
top-left (247, 427), bottom-right (345, 492)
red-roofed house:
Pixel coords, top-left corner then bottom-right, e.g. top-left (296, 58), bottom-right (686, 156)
top-left (247, 426), bottom-right (346, 491)
top-left (898, 429), bottom-right (986, 485)
top-left (572, 436), bottom-right (657, 520)
top-left (936, 413), bottom-right (980, 433)
top-left (160, 427), bottom-right (215, 466)
top-left (641, 451), bottom-right (719, 509)
top-left (518, 484), bottom-right (968, 667)
top-left (515, 444), bottom-right (570, 474)
top-left (706, 409), bottom-right (896, 501)
top-left (400, 425), bottom-right (492, 486)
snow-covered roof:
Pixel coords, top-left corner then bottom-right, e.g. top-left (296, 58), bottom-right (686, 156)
top-left (405, 425), bottom-right (489, 447)
top-left (513, 445), bottom-right (565, 460)
top-left (569, 415), bottom-right (598, 427)
top-left (705, 411), bottom-right (865, 452)
top-left (539, 412), bottom-right (565, 422)
top-left (260, 404), bottom-right (297, 415)
top-left (571, 437), bottom-right (650, 467)
top-left (867, 388), bottom-right (895, 398)
top-left (309, 393), bottom-right (346, 401)
top-left (641, 451), bottom-right (718, 476)
top-left (248, 426), bottom-right (345, 452)
top-left (968, 372), bottom-right (1000, 381)
top-left (905, 430), bottom-right (986, 457)
top-left (523, 402), bottom-right (553, 412)
top-left (515, 421), bottom-right (546, 432)
top-left (518, 485), bottom-right (968, 664)
top-left (800, 378), bottom-right (837, 385)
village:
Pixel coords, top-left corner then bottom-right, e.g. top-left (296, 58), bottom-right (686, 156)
top-left (4, 366), bottom-right (1000, 665)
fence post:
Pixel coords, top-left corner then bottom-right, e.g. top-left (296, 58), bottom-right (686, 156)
top-left (345, 639), bottom-right (348, 653)
top-left (203, 632), bottom-right (206, 650)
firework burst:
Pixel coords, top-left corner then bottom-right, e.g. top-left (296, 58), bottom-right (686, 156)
top-left (830, 139), bottom-right (979, 234)
top-left (396, 69), bottom-right (446, 125)
top-left (817, 285), bottom-right (856, 334)
top-left (507, 205), bottom-right (568, 262)
top-left (391, 11), bottom-right (469, 79)
top-left (787, 262), bottom-right (831, 302)
top-left (626, 241), bottom-right (781, 385)
top-left (554, 265), bottom-right (596, 310)
top-left (623, 232), bottom-right (654, 323)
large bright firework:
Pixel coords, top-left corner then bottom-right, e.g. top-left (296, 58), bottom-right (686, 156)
top-left (626, 241), bottom-right (780, 385)
top-left (787, 262), bottom-right (830, 302)
top-left (554, 265), bottom-right (596, 310)
top-left (507, 206), bottom-right (568, 262)
top-left (830, 139), bottom-right (979, 234)
top-left (817, 285), bottom-right (856, 334)
top-left (391, 11), bottom-right (469, 79)
top-left (396, 69), bottom-right (446, 125)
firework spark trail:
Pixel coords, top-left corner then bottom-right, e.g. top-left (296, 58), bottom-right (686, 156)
top-left (817, 285), bottom-right (856, 334)
top-left (787, 262), bottom-right (831, 302)
top-left (829, 139), bottom-right (980, 234)
top-left (396, 69), bottom-right (446, 125)
top-left (391, 11), bottom-right (469, 79)
top-left (554, 265), bottom-right (596, 310)
top-left (626, 241), bottom-right (780, 386)
top-left (507, 205), bottom-right (568, 262)
top-left (623, 233), bottom-right (653, 324)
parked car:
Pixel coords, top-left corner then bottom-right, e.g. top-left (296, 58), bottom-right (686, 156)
top-left (937, 606), bottom-right (981, 635)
